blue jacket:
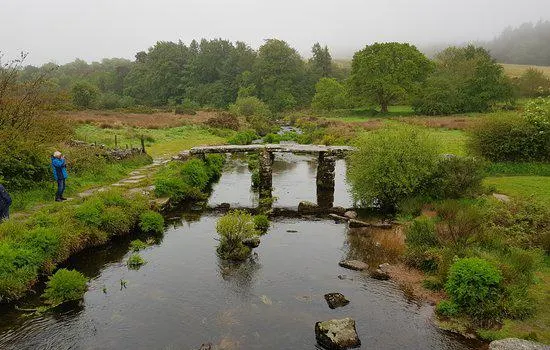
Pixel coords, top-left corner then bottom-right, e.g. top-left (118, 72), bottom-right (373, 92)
top-left (51, 157), bottom-right (68, 181)
top-left (0, 184), bottom-right (11, 209)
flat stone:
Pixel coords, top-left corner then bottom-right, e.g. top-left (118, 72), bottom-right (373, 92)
top-left (119, 179), bottom-right (143, 184)
top-left (489, 338), bottom-right (549, 350)
top-left (298, 201), bottom-right (319, 213)
top-left (344, 211), bottom-right (358, 219)
top-left (127, 175), bottom-right (146, 180)
top-left (329, 213), bottom-right (349, 222)
top-left (324, 293), bottom-right (350, 309)
top-left (493, 193), bottom-right (511, 203)
top-left (339, 260), bottom-right (368, 271)
top-left (315, 318), bottom-right (361, 350)
top-left (151, 197), bottom-right (170, 210)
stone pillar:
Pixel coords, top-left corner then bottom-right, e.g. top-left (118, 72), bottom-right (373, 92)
top-left (258, 149), bottom-right (273, 202)
top-left (316, 152), bottom-right (336, 208)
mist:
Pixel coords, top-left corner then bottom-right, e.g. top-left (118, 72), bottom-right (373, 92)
top-left (1, 0), bottom-right (548, 65)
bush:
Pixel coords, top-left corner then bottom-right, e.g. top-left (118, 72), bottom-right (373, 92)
top-left (174, 99), bottom-right (199, 115)
top-left (246, 115), bottom-right (274, 136)
top-left (216, 210), bottom-right (259, 261)
top-left (253, 214), bottom-right (270, 233)
top-left (42, 269), bottom-right (87, 305)
top-left (130, 239), bottom-right (148, 252)
top-left (514, 68), bottom-right (550, 97)
top-left (127, 253), bottom-right (146, 269)
top-left (445, 257), bottom-right (503, 321)
top-left (347, 125), bottom-right (440, 211)
top-left (72, 81), bottom-right (98, 109)
top-left (180, 159), bottom-right (210, 190)
top-left (436, 300), bottom-right (460, 317)
top-left (406, 216), bottom-right (438, 249)
top-left (229, 96), bottom-right (271, 117)
top-left (228, 130), bottom-right (259, 145)
top-left (426, 156), bottom-right (485, 199)
top-left (469, 111), bottom-right (550, 162)
top-left (311, 78), bottom-right (348, 111)
top-left (206, 112), bottom-right (240, 130)
top-left (139, 211), bottom-right (164, 234)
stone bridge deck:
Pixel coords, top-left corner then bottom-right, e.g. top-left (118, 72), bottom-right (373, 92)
top-left (188, 144), bottom-right (355, 156)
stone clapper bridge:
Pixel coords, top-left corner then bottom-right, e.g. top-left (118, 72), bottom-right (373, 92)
top-left (181, 144), bottom-right (356, 208)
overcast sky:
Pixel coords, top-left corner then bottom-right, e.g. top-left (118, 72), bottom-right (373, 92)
top-left (1, 0), bottom-right (548, 65)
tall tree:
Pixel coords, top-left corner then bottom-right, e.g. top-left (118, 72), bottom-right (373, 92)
top-left (309, 43), bottom-right (332, 78)
top-left (348, 42), bottom-right (432, 113)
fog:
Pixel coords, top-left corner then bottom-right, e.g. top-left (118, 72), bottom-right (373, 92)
top-left (1, 0), bottom-right (548, 65)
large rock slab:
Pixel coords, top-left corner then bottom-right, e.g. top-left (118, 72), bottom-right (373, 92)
top-left (324, 293), bottom-right (350, 309)
top-left (298, 201), bottom-right (319, 214)
top-left (315, 318), bottom-right (361, 350)
top-left (339, 260), bottom-right (368, 271)
top-left (489, 338), bottom-right (549, 350)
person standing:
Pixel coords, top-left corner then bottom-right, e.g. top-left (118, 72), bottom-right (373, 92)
top-left (51, 151), bottom-right (68, 202)
top-left (0, 183), bottom-right (11, 221)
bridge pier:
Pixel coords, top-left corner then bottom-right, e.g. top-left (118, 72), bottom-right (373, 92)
top-left (316, 152), bottom-right (336, 208)
top-left (258, 149), bottom-right (273, 202)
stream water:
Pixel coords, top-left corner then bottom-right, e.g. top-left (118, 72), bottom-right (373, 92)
top-left (0, 154), bottom-right (484, 350)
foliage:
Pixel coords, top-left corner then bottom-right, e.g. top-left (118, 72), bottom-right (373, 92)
top-left (523, 97), bottom-right (550, 131)
top-left (130, 239), bottom-right (149, 252)
top-left (445, 257), bottom-right (503, 321)
top-left (426, 156), bottom-right (485, 199)
top-left (205, 112), bottom-right (240, 130)
top-left (216, 210), bottom-right (259, 261)
top-left (71, 81), bottom-right (99, 109)
top-left (253, 214), bottom-right (270, 233)
top-left (436, 300), bottom-right (460, 317)
top-left (139, 211), bottom-right (164, 234)
top-left (470, 111), bottom-right (549, 162)
top-left (513, 68), bottom-right (550, 97)
top-left (348, 42), bottom-right (432, 113)
top-left (229, 96), bottom-right (271, 118)
top-left (228, 130), bottom-right (258, 145)
top-left (347, 125), bottom-right (440, 211)
top-left (413, 45), bottom-right (514, 115)
top-left (127, 253), bottom-right (146, 269)
top-left (174, 99), bottom-right (199, 115)
top-left (42, 269), bottom-right (87, 305)
top-left (311, 78), bottom-right (348, 111)
top-left (406, 216), bottom-right (439, 249)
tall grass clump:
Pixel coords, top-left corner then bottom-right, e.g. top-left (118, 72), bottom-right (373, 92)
top-left (139, 211), bottom-right (164, 234)
top-left (216, 210), bottom-right (259, 261)
top-left (42, 269), bottom-right (88, 306)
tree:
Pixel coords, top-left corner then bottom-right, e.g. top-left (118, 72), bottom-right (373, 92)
top-left (253, 39), bottom-right (310, 111)
top-left (71, 81), bottom-right (98, 108)
top-left (311, 78), bottom-right (347, 111)
top-left (413, 45), bottom-right (514, 115)
top-left (348, 42), bottom-right (432, 113)
top-left (309, 43), bottom-right (332, 78)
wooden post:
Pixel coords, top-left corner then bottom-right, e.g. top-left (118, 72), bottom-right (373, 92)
top-left (115, 134), bottom-right (118, 149)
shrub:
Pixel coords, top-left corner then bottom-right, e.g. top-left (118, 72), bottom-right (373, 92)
top-left (445, 257), bottom-right (503, 321)
top-left (139, 211), bottom-right (164, 234)
top-left (42, 269), bottom-right (87, 305)
top-left (216, 210), bottom-right (259, 261)
top-left (72, 81), bottom-right (98, 109)
top-left (229, 96), bottom-right (271, 117)
top-left (253, 214), bottom-right (270, 233)
top-left (180, 159), bottom-right (210, 190)
top-left (469, 112), bottom-right (549, 162)
top-left (347, 125), bottom-right (440, 211)
top-left (435, 200), bottom-right (487, 246)
top-left (206, 112), bottom-right (240, 130)
top-left (436, 300), bottom-right (460, 317)
top-left (130, 239), bottom-right (148, 252)
top-left (406, 216), bottom-right (438, 249)
top-left (228, 130), bottom-right (259, 145)
top-left (426, 156), bottom-right (485, 199)
top-left (514, 68), bottom-right (550, 98)
top-left (311, 78), bottom-right (348, 111)
top-left (127, 253), bottom-right (146, 269)
top-left (174, 99), bottom-right (199, 115)
top-left (246, 115), bottom-right (274, 136)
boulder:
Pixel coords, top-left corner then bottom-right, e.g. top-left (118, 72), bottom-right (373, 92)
top-left (344, 211), bottom-right (358, 219)
top-left (370, 268), bottom-right (390, 281)
top-left (315, 318), bottom-right (361, 350)
top-left (324, 293), bottom-right (350, 309)
top-left (330, 206), bottom-right (347, 215)
top-left (242, 236), bottom-right (260, 248)
top-left (339, 260), bottom-right (368, 271)
top-left (298, 201), bottom-right (319, 214)
top-left (489, 338), bottom-right (549, 350)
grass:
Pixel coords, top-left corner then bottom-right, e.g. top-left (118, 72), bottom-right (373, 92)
top-left (75, 124), bottom-right (227, 158)
top-left (486, 162), bottom-right (550, 177)
top-left (484, 176), bottom-right (550, 204)
top-left (501, 63), bottom-right (550, 78)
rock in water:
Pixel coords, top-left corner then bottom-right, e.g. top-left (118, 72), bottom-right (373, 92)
top-left (242, 236), bottom-right (260, 248)
top-left (370, 268), bottom-right (390, 280)
top-left (339, 260), bottom-right (368, 271)
top-left (298, 201), bottom-right (319, 214)
top-left (344, 211), bottom-right (358, 219)
top-left (315, 318), bottom-right (361, 350)
top-left (324, 293), bottom-right (350, 309)
top-left (489, 338), bottom-right (549, 350)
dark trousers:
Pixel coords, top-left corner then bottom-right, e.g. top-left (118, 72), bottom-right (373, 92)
top-left (0, 207), bottom-right (8, 221)
top-left (56, 179), bottom-right (66, 199)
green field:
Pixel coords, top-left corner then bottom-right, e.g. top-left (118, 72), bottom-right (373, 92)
top-left (484, 176), bottom-right (550, 204)
top-left (501, 63), bottom-right (550, 78)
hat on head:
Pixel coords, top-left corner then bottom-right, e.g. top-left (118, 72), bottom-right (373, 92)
top-left (53, 151), bottom-right (62, 158)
